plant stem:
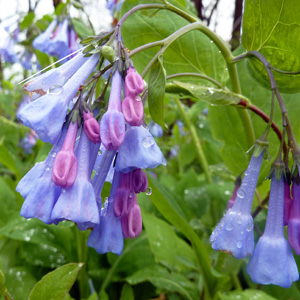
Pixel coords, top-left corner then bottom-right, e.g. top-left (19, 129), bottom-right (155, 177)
top-left (175, 98), bottom-right (212, 183)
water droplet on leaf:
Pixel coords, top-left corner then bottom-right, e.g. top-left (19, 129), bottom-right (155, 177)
top-left (145, 187), bottom-right (152, 196)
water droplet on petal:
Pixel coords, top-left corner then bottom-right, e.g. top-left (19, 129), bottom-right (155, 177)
top-left (52, 152), bottom-right (56, 158)
top-left (135, 96), bottom-right (141, 101)
top-left (62, 189), bottom-right (66, 193)
top-left (237, 188), bottom-right (245, 198)
top-left (247, 222), bottom-right (253, 232)
top-left (49, 85), bottom-right (63, 95)
top-left (142, 137), bottom-right (155, 147)
top-left (145, 187), bottom-right (152, 196)
top-left (225, 223), bottom-right (233, 231)
top-left (236, 241), bottom-right (243, 248)
top-left (237, 217), bottom-right (243, 224)
top-left (129, 191), bottom-right (134, 199)
top-left (45, 167), bottom-right (50, 171)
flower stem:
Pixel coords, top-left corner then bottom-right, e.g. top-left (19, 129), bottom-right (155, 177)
top-left (175, 98), bottom-right (212, 183)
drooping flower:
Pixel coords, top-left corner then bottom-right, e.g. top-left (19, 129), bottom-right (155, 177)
top-left (83, 109), bottom-right (101, 144)
top-left (100, 69), bottom-right (125, 150)
top-left (48, 19), bottom-right (69, 59)
top-left (17, 125), bottom-right (67, 224)
top-left (0, 26), bottom-right (17, 63)
top-left (33, 19), bottom-right (57, 53)
top-left (51, 128), bottom-right (100, 230)
top-left (209, 151), bottom-right (264, 259)
top-left (68, 27), bottom-right (79, 58)
top-left (115, 125), bottom-right (166, 173)
top-left (124, 67), bottom-right (144, 97)
top-left (287, 180), bottom-right (300, 254)
top-left (87, 171), bottom-right (124, 255)
top-left (284, 179), bottom-right (292, 226)
top-left (18, 53), bottom-right (100, 144)
top-left (247, 173), bottom-right (299, 288)
top-left (122, 95), bottom-right (144, 126)
top-left (52, 121), bottom-right (78, 188)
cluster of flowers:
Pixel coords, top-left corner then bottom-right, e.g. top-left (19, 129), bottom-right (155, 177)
top-left (33, 18), bottom-right (79, 60)
top-left (16, 48), bottom-right (166, 255)
top-left (210, 148), bottom-right (300, 288)
top-left (0, 24), bottom-right (18, 64)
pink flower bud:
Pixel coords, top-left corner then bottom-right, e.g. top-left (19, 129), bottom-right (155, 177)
top-left (122, 96), bottom-right (144, 126)
top-left (52, 122), bottom-right (78, 188)
top-left (127, 199), bottom-right (142, 239)
top-left (284, 180), bottom-right (292, 226)
top-left (83, 110), bottom-right (101, 144)
top-left (114, 188), bottom-right (135, 217)
top-left (132, 169), bottom-right (148, 193)
top-left (125, 67), bottom-right (144, 97)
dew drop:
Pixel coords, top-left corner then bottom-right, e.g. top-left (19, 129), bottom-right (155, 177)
top-left (62, 189), bottom-right (66, 193)
top-left (225, 223), bottom-right (233, 231)
top-left (98, 150), bottom-right (102, 156)
top-left (199, 123), bottom-right (204, 129)
top-left (129, 191), bottom-right (134, 199)
top-left (218, 50), bottom-right (221, 53)
top-left (236, 241), bottom-right (243, 248)
top-left (240, 230), bottom-right (244, 235)
top-left (49, 85), bottom-right (63, 95)
top-left (247, 222), bottom-right (253, 232)
top-left (237, 217), bottom-right (243, 224)
top-left (24, 236), bottom-right (31, 241)
top-left (210, 40), bottom-right (213, 43)
top-left (142, 137), bottom-right (155, 147)
top-left (52, 152), bottom-right (56, 158)
top-left (135, 96), bottom-right (141, 101)
top-left (45, 167), bottom-right (50, 171)
top-left (145, 187), bottom-right (152, 196)
top-left (237, 188), bottom-right (245, 198)
top-left (184, 189), bottom-right (190, 195)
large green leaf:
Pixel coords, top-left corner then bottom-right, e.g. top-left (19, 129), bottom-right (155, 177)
top-left (121, 0), bottom-right (228, 84)
top-left (29, 263), bottom-right (83, 300)
top-left (142, 211), bottom-right (197, 271)
top-left (126, 265), bottom-right (199, 300)
top-left (219, 289), bottom-right (277, 300)
top-left (242, 0), bottom-right (300, 93)
top-left (0, 270), bottom-right (12, 300)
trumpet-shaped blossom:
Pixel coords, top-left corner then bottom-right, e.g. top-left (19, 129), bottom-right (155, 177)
top-left (48, 19), bottom-right (69, 58)
top-left (226, 178), bottom-right (241, 210)
top-left (83, 110), bottom-right (101, 144)
top-left (115, 125), bottom-right (166, 173)
top-left (0, 26), bottom-right (17, 63)
top-left (18, 53), bottom-right (99, 144)
top-left (52, 121), bottom-right (78, 188)
top-left (17, 125), bottom-right (67, 224)
top-left (124, 67), bottom-right (144, 97)
top-left (288, 181), bottom-right (300, 254)
top-left (210, 152), bottom-right (264, 259)
top-left (33, 19), bottom-right (57, 53)
top-left (122, 95), bottom-right (144, 126)
top-left (284, 180), bottom-right (292, 226)
top-left (132, 169), bottom-right (148, 193)
top-left (100, 70), bottom-right (125, 150)
top-left (87, 171), bottom-right (124, 255)
top-left (51, 129), bottom-right (100, 229)
top-left (247, 173), bottom-right (299, 288)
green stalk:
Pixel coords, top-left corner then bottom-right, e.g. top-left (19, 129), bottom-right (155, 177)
top-left (175, 98), bottom-right (212, 183)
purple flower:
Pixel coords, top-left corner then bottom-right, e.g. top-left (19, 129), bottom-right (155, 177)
top-left (247, 173), bottom-right (299, 288)
top-left (124, 67), bottom-right (144, 97)
top-left (87, 171), bottom-right (124, 255)
top-left (33, 19), bottom-right (57, 53)
top-left (210, 152), bottom-right (264, 259)
top-left (18, 53), bottom-right (99, 144)
top-left (100, 70), bottom-right (125, 150)
top-left (52, 121), bottom-right (78, 188)
top-left (17, 125), bottom-right (67, 224)
top-left (288, 181), bottom-right (300, 254)
top-left (51, 129), bottom-right (100, 230)
top-left (148, 121), bottom-right (163, 138)
top-left (122, 95), bottom-right (144, 126)
top-left (68, 27), bottom-right (79, 58)
top-left (83, 110), bottom-right (101, 144)
top-left (115, 125), bottom-right (166, 173)
top-left (20, 129), bottom-right (38, 154)
top-left (284, 180), bottom-right (292, 226)
top-left (20, 51), bottom-right (33, 70)
top-left (226, 177), bottom-right (241, 210)
top-left (48, 19), bottom-right (69, 59)
top-left (0, 26), bottom-right (17, 63)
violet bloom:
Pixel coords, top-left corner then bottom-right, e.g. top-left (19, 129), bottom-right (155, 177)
top-left (20, 51), bottom-right (33, 70)
top-left (148, 121), bottom-right (163, 138)
top-left (83, 110), bottom-right (101, 144)
top-left (87, 171), bottom-right (123, 255)
top-left (52, 121), bottom-right (78, 188)
top-left (0, 26), bottom-right (17, 63)
top-left (284, 180), bottom-right (292, 226)
top-left (132, 169), bottom-right (148, 193)
top-left (68, 27), bottom-right (79, 58)
top-left (124, 67), bottom-right (144, 97)
top-left (18, 53), bottom-right (99, 144)
top-left (226, 177), bottom-right (241, 210)
top-left (115, 125), bottom-right (166, 173)
top-left (17, 125), bottom-right (67, 224)
top-left (288, 181), bottom-right (300, 254)
top-left (33, 19), bottom-right (57, 53)
top-left (122, 95), bottom-right (144, 126)
top-left (21, 130), bottom-right (38, 154)
top-left (210, 152), bottom-right (264, 259)
top-left (48, 19), bottom-right (69, 59)
top-left (100, 70), bottom-right (125, 150)
top-left (247, 173), bottom-right (299, 288)
top-left (51, 129), bottom-right (100, 230)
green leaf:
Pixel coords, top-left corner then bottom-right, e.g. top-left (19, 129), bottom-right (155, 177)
top-left (173, 81), bottom-right (251, 106)
top-left (20, 12), bottom-right (35, 29)
top-left (120, 284), bottom-right (134, 300)
top-left (147, 175), bottom-right (229, 295)
top-left (121, 0), bottom-right (228, 84)
top-left (148, 54), bottom-right (167, 128)
top-left (72, 18), bottom-right (94, 37)
top-left (5, 267), bottom-right (37, 300)
top-left (0, 145), bottom-right (21, 179)
top-left (0, 116), bottom-right (25, 148)
top-left (29, 263), bottom-right (83, 300)
top-left (219, 289), bottom-right (277, 300)
top-left (0, 270), bottom-right (12, 300)
top-left (126, 265), bottom-right (198, 300)
top-left (142, 211), bottom-right (197, 271)
top-left (242, 0), bottom-right (300, 93)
